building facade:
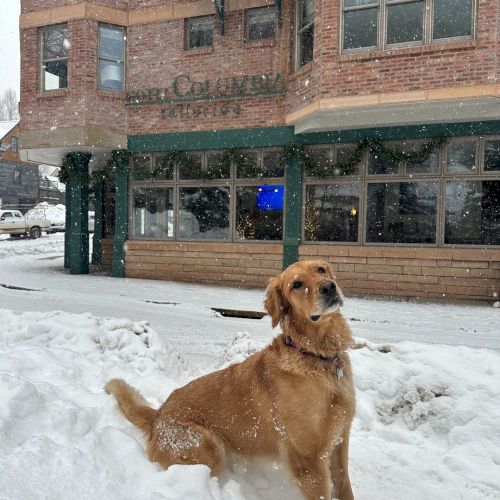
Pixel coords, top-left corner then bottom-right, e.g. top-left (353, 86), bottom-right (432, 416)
top-left (19, 0), bottom-right (500, 301)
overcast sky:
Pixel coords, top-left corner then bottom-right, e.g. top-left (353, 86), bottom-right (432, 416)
top-left (0, 0), bottom-right (21, 98)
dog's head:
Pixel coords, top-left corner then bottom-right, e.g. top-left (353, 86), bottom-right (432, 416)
top-left (264, 260), bottom-right (344, 329)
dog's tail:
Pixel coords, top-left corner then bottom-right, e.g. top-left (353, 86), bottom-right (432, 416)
top-left (105, 378), bottom-right (157, 435)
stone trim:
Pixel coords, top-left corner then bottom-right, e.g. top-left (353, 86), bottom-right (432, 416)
top-left (286, 84), bottom-right (500, 125)
top-left (20, 0), bottom-right (274, 29)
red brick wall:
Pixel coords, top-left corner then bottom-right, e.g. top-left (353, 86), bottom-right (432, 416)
top-left (20, 19), bottom-right (126, 135)
top-left (126, 9), bottom-right (288, 135)
top-left (125, 240), bottom-right (283, 287)
top-left (300, 245), bottom-right (500, 302)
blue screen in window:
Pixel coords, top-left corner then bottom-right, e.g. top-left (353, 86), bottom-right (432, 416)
top-left (256, 185), bottom-right (284, 211)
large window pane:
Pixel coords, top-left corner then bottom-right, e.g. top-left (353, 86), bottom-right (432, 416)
top-left (236, 185), bottom-right (284, 240)
top-left (132, 188), bottom-right (173, 239)
top-left (305, 184), bottom-right (360, 242)
top-left (246, 7), bottom-right (276, 41)
top-left (343, 8), bottom-right (378, 50)
top-left (404, 141), bottom-right (440, 174)
top-left (387, 1), bottom-right (423, 45)
top-left (366, 182), bottom-right (438, 243)
top-left (446, 141), bottom-right (476, 173)
top-left (179, 187), bottom-right (229, 239)
top-left (99, 26), bottom-right (124, 60)
top-left (99, 60), bottom-right (124, 91)
top-left (131, 154), bottom-right (151, 179)
top-left (484, 140), bottom-right (500, 172)
top-left (445, 181), bottom-right (500, 245)
top-left (41, 24), bottom-right (68, 91)
top-left (433, 0), bottom-right (472, 39)
top-left (187, 17), bottom-right (213, 49)
top-left (298, 23), bottom-right (314, 66)
top-left (368, 147), bottom-right (400, 175)
top-left (179, 153), bottom-right (203, 180)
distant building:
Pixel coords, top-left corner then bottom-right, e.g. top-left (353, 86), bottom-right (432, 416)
top-left (18, 0), bottom-right (500, 301)
top-left (0, 120), bottom-right (20, 162)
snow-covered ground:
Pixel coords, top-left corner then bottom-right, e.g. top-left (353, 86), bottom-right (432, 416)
top-left (0, 234), bottom-right (499, 499)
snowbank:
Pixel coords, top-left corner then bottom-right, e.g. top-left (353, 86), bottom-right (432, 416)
top-left (0, 232), bottom-right (64, 259)
top-left (0, 309), bottom-right (499, 499)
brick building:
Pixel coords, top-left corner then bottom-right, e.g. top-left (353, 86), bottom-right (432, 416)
top-left (18, 0), bottom-right (500, 301)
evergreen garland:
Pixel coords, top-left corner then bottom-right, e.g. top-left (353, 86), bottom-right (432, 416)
top-left (59, 136), bottom-right (448, 185)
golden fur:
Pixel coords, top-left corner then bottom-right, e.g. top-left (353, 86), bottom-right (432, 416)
top-left (105, 260), bottom-right (355, 500)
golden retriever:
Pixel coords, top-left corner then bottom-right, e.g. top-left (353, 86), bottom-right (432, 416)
top-left (105, 260), bottom-right (355, 500)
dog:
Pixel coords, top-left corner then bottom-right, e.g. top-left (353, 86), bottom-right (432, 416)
top-left (105, 260), bottom-right (355, 500)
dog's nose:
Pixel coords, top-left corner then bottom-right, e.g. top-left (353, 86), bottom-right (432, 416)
top-left (319, 280), bottom-right (336, 295)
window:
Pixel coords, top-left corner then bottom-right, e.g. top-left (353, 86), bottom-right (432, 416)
top-left (366, 181), bottom-right (438, 243)
top-left (186, 16), bottom-right (213, 50)
top-left (130, 149), bottom-right (284, 242)
top-left (296, 0), bottom-right (314, 67)
top-left (302, 136), bottom-right (500, 246)
top-left (245, 7), bottom-right (276, 42)
top-left (132, 188), bottom-right (173, 239)
top-left (342, 0), bottom-right (474, 52)
top-left (445, 180), bottom-right (500, 245)
top-left (99, 24), bottom-right (126, 91)
top-left (305, 183), bottom-right (360, 242)
top-left (13, 167), bottom-right (22, 185)
top-left (40, 24), bottom-right (68, 91)
top-left (11, 137), bottom-right (18, 153)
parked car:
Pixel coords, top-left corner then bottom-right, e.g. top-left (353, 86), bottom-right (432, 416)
top-left (0, 209), bottom-right (51, 239)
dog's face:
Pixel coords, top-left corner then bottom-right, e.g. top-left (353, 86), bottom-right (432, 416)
top-left (264, 260), bottom-right (344, 328)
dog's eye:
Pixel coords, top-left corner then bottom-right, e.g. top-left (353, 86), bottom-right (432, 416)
top-left (292, 281), bottom-right (303, 289)
top-left (318, 267), bottom-right (326, 275)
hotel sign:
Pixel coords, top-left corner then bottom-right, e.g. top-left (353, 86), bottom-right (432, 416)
top-left (126, 73), bottom-right (287, 106)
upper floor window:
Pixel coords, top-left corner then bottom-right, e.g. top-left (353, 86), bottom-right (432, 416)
top-left (40, 24), bottom-right (68, 91)
top-left (186, 16), bottom-right (213, 50)
top-left (245, 7), bottom-right (276, 42)
top-left (342, 0), bottom-right (474, 53)
top-left (99, 24), bottom-right (126, 91)
top-left (11, 137), bottom-right (18, 153)
top-left (296, 0), bottom-right (315, 68)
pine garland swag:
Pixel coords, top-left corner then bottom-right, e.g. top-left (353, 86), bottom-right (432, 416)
top-left (59, 136), bottom-right (448, 186)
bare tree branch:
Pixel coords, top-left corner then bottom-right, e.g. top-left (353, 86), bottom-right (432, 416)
top-left (0, 88), bottom-right (19, 121)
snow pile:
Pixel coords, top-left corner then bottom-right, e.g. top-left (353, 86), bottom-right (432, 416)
top-left (0, 232), bottom-right (64, 258)
top-left (25, 202), bottom-right (65, 225)
top-left (1, 310), bottom-right (499, 500)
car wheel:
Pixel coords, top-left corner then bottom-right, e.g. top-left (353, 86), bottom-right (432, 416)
top-left (30, 227), bottom-right (42, 239)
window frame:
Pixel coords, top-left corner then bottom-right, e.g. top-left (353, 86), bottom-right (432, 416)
top-left (129, 149), bottom-right (286, 243)
top-left (185, 15), bottom-right (214, 51)
top-left (301, 137), bottom-right (500, 248)
top-left (295, 0), bottom-right (315, 69)
top-left (39, 23), bottom-right (69, 92)
top-left (341, 0), bottom-right (476, 54)
top-left (98, 23), bottom-right (126, 92)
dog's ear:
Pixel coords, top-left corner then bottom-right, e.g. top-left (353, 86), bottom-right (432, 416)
top-left (264, 276), bottom-right (287, 328)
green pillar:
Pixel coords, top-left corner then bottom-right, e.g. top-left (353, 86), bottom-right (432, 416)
top-left (283, 150), bottom-right (303, 269)
top-left (64, 186), bottom-right (71, 269)
top-left (91, 180), bottom-right (103, 265)
top-left (66, 152), bottom-right (91, 275)
top-left (111, 151), bottom-right (129, 278)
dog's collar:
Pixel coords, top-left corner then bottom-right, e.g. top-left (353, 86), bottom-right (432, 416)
top-left (284, 335), bottom-right (345, 379)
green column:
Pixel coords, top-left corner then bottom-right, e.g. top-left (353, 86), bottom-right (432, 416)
top-left (111, 151), bottom-right (129, 278)
top-left (91, 180), bottom-right (103, 265)
top-left (64, 186), bottom-right (71, 269)
top-left (66, 152), bottom-right (91, 275)
top-left (283, 150), bottom-right (303, 269)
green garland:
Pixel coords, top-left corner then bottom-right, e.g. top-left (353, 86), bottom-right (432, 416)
top-left (283, 136), bottom-right (448, 177)
top-left (59, 136), bottom-right (448, 186)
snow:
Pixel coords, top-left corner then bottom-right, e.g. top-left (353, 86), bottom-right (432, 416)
top-left (25, 202), bottom-right (66, 225)
top-left (0, 234), bottom-right (499, 499)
